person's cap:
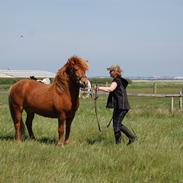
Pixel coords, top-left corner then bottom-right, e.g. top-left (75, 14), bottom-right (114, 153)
top-left (107, 64), bottom-right (121, 72)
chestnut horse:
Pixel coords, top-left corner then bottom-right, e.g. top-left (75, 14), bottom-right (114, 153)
top-left (8, 56), bottom-right (89, 146)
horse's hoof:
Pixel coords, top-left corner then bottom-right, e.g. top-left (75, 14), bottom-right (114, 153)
top-left (56, 142), bottom-right (64, 148)
top-left (15, 139), bottom-right (22, 143)
top-left (15, 136), bottom-right (22, 141)
top-left (64, 140), bottom-right (69, 145)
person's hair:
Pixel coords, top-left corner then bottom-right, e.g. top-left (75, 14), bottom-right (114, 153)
top-left (107, 64), bottom-right (122, 78)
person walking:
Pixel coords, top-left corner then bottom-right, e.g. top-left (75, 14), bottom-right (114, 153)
top-left (96, 64), bottom-right (136, 145)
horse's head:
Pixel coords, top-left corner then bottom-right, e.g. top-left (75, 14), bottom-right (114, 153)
top-left (66, 56), bottom-right (89, 88)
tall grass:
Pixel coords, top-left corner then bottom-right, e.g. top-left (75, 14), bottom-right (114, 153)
top-left (0, 82), bottom-right (183, 183)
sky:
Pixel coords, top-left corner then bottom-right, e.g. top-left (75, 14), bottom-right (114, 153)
top-left (0, 0), bottom-right (183, 77)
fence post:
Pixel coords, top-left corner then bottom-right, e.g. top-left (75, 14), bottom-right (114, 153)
top-left (171, 97), bottom-right (174, 113)
top-left (153, 82), bottom-right (157, 94)
top-left (179, 91), bottom-right (183, 111)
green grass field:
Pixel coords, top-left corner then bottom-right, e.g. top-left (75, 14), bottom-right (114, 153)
top-left (0, 81), bottom-right (183, 183)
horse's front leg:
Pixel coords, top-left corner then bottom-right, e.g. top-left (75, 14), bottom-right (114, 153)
top-left (64, 114), bottom-right (75, 145)
top-left (57, 117), bottom-right (65, 147)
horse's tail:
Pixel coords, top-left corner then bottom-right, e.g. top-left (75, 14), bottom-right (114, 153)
top-left (8, 86), bottom-right (12, 112)
top-left (8, 87), bottom-right (16, 122)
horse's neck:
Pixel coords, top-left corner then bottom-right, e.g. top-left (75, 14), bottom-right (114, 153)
top-left (54, 80), bottom-right (80, 100)
top-left (68, 82), bottom-right (80, 100)
top-left (54, 70), bottom-right (80, 99)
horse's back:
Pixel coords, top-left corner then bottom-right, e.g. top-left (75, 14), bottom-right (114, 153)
top-left (9, 79), bottom-right (28, 97)
top-left (9, 79), bottom-right (49, 105)
top-left (10, 79), bottom-right (35, 98)
top-left (8, 79), bottom-right (60, 117)
top-left (8, 78), bottom-right (78, 118)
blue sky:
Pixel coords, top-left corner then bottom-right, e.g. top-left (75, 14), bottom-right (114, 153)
top-left (0, 0), bottom-right (183, 77)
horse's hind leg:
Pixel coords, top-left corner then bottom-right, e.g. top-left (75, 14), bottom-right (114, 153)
top-left (10, 106), bottom-right (24, 141)
top-left (25, 112), bottom-right (35, 139)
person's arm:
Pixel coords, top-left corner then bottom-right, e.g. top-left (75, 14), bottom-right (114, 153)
top-left (98, 82), bottom-right (117, 93)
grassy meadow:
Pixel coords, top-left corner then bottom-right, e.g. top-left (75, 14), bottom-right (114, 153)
top-left (0, 80), bottom-right (183, 183)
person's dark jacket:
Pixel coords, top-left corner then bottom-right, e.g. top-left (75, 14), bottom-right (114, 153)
top-left (106, 77), bottom-right (130, 110)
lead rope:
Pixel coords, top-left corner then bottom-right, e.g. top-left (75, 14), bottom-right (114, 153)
top-left (94, 84), bottom-right (101, 132)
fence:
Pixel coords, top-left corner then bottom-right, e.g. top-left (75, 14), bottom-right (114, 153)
top-left (93, 81), bottom-right (183, 113)
top-left (128, 92), bottom-right (183, 113)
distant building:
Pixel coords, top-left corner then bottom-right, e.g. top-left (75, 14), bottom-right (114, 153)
top-left (0, 69), bottom-right (55, 78)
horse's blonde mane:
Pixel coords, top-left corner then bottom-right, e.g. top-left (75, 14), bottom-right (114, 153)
top-left (53, 56), bottom-right (89, 91)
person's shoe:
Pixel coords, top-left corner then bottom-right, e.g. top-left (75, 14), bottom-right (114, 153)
top-left (115, 132), bottom-right (121, 144)
top-left (127, 137), bottom-right (136, 145)
top-left (115, 137), bottom-right (121, 144)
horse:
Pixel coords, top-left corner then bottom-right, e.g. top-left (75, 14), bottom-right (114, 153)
top-left (30, 76), bottom-right (51, 85)
top-left (8, 56), bottom-right (89, 146)
top-left (79, 80), bottom-right (92, 98)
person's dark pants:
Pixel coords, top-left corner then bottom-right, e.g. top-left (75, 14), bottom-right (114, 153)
top-left (112, 109), bottom-right (135, 144)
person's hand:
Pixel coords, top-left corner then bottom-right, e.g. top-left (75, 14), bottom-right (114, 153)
top-left (93, 85), bottom-right (99, 92)
top-left (93, 85), bottom-right (99, 100)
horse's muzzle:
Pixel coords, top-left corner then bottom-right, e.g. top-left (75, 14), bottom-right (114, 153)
top-left (79, 77), bottom-right (89, 88)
